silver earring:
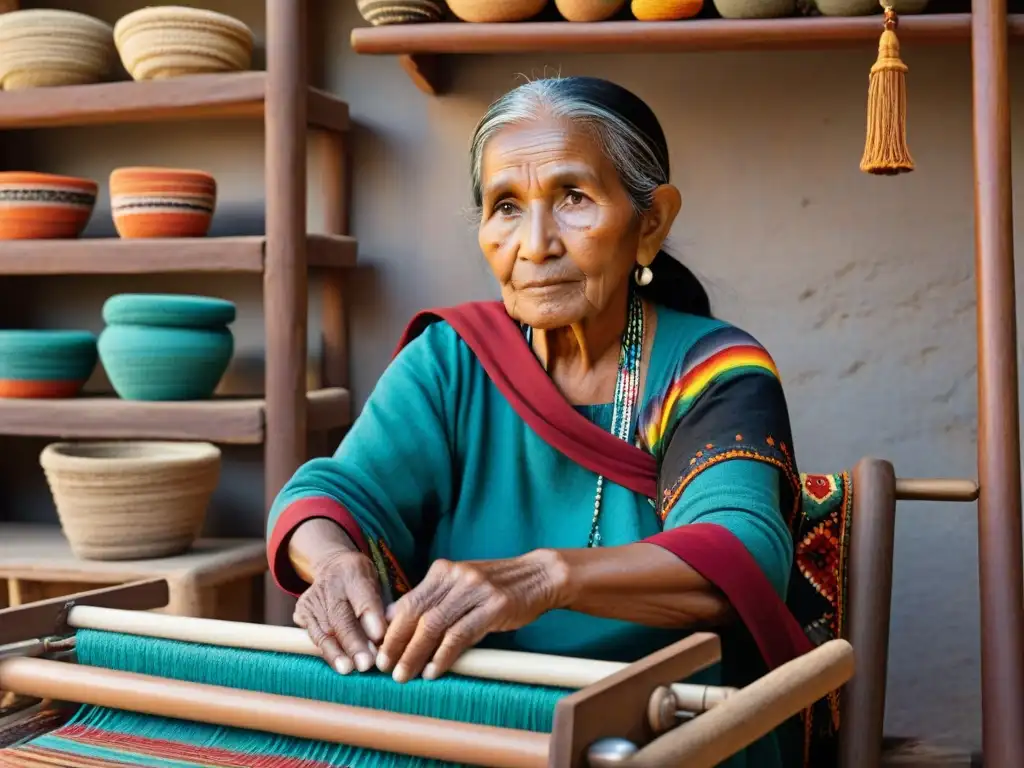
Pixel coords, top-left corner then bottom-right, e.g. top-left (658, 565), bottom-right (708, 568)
top-left (634, 265), bottom-right (653, 286)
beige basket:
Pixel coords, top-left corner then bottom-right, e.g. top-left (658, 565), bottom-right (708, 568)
top-left (0, 9), bottom-right (114, 90)
top-left (40, 441), bottom-right (221, 561)
top-left (113, 5), bottom-right (253, 81)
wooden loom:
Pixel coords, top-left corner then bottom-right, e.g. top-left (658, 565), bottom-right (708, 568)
top-left (0, 579), bottom-right (852, 768)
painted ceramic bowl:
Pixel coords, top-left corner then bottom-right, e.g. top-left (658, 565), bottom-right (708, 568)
top-left (0, 172), bottom-right (97, 239)
top-left (109, 167), bottom-right (216, 239)
top-left (631, 0), bottom-right (704, 19)
top-left (445, 0), bottom-right (548, 22)
top-left (0, 9), bottom-right (114, 90)
top-left (98, 293), bottom-right (235, 401)
top-left (113, 5), bottom-right (253, 81)
top-left (0, 329), bottom-right (98, 398)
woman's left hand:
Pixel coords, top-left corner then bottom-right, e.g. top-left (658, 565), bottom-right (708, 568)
top-left (375, 550), bottom-right (568, 683)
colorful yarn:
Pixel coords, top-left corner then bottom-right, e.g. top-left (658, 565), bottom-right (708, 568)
top-left (1, 630), bottom-right (569, 767)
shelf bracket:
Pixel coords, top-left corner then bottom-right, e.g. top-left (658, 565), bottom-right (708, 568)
top-left (399, 54), bottom-right (445, 96)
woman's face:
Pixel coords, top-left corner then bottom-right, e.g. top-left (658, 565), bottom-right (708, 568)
top-left (477, 115), bottom-right (647, 330)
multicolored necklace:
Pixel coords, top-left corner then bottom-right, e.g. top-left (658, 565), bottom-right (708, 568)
top-left (523, 289), bottom-right (645, 548)
top-left (587, 288), bottom-right (644, 547)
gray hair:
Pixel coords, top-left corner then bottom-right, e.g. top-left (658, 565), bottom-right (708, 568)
top-left (469, 78), bottom-right (670, 217)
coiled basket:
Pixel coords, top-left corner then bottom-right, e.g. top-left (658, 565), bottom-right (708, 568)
top-left (40, 440), bottom-right (221, 561)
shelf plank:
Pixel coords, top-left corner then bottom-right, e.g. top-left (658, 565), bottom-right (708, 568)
top-left (351, 13), bottom-right (1024, 56)
top-left (0, 72), bottom-right (349, 132)
top-left (0, 234), bottom-right (356, 275)
top-left (0, 388), bottom-right (351, 444)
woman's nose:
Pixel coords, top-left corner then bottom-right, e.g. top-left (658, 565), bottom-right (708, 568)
top-left (518, 203), bottom-right (561, 263)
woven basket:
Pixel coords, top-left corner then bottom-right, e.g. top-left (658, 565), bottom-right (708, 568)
top-left (0, 9), bottom-right (113, 89)
top-left (358, 0), bottom-right (445, 24)
top-left (40, 441), bottom-right (221, 561)
top-left (113, 6), bottom-right (253, 81)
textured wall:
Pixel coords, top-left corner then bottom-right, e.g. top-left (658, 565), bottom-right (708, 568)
top-left (3, 0), bottom-right (1024, 753)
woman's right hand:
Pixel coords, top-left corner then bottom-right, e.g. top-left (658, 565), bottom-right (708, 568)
top-left (292, 549), bottom-right (388, 675)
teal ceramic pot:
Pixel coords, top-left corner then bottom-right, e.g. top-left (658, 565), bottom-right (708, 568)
top-left (98, 294), bottom-right (235, 401)
top-left (0, 330), bottom-right (97, 398)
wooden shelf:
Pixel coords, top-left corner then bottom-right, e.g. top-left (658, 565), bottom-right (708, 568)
top-left (0, 388), bottom-right (351, 444)
top-left (0, 234), bottom-right (357, 276)
top-left (351, 13), bottom-right (1024, 93)
top-left (0, 72), bottom-right (349, 132)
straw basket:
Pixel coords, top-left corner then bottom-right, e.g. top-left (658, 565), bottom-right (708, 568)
top-left (0, 9), bottom-right (114, 90)
top-left (40, 441), bottom-right (221, 561)
top-left (113, 6), bottom-right (253, 81)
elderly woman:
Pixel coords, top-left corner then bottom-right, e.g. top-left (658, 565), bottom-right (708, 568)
top-left (267, 77), bottom-right (815, 767)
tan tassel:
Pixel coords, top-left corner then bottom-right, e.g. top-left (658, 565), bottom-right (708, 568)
top-left (860, 3), bottom-right (913, 175)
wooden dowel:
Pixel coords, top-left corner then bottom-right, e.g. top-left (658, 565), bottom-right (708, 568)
top-left (895, 477), bottom-right (979, 502)
top-left (66, 606), bottom-right (725, 712)
top-left (0, 657), bottom-right (549, 768)
top-left (625, 640), bottom-right (855, 768)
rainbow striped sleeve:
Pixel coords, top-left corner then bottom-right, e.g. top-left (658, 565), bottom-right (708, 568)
top-left (640, 325), bottom-right (781, 457)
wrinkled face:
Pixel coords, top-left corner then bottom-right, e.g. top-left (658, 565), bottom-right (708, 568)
top-left (477, 116), bottom-right (642, 329)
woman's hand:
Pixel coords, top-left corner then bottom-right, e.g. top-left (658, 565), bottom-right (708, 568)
top-left (293, 549), bottom-right (389, 675)
top-left (376, 550), bottom-right (568, 683)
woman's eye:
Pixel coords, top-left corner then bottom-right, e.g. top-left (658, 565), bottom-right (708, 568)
top-left (566, 190), bottom-right (585, 205)
top-left (496, 201), bottom-right (518, 216)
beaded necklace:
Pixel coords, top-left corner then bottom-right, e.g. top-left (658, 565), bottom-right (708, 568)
top-left (523, 289), bottom-right (645, 547)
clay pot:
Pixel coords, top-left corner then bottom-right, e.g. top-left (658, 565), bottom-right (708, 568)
top-left (714, 0), bottom-right (796, 17)
top-left (110, 167), bottom-right (215, 239)
top-left (446, 0), bottom-right (548, 22)
top-left (0, 172), bottom-right (97, 239)
top-left (555, 0), bottom-right (626, 20)
top-left (0, 9), bottom-right (114, 89)
top-left (631, 0), bottom-right (703, 20)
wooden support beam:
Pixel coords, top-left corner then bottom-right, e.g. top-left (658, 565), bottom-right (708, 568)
top-left (264, 0), bottom-right (310, 626)
top-left (970, 0), bottom-right (1024, 765)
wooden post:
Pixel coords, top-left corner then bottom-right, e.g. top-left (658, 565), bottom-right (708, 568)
top-left (316, 129), bottom-right (350, 392)
top-left (970, 0), bottom-right (1024, 764)
top-left (264, 0), bottom-right (308, 625)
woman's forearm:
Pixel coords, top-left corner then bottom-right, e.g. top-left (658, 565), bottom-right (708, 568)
top-left (543, 543), bottom-right (734, 628)
top-left (288, 518), bottom-right (360, 584)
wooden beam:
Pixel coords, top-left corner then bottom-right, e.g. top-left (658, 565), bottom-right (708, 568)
top-left (970, 1), bottom-right (1024, 765)
top-left (351, 14), bottom-right (1024, 56)
top-left (0, 72), bottom-right (349, 132)
top-left (0, 235), bottom-right (355, 276)
top-left (0, 389), bottom-right (351, 444)
top-left (263, 0), bottom-right (310, 627)
top-left (0, 579), bottom-right (168, 646)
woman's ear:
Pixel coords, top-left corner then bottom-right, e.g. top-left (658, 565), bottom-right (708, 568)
top-left (637, 184), bottom-right (682, 267)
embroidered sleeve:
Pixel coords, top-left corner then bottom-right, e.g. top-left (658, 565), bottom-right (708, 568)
top-left (639, 325), bottom-right (801, 529)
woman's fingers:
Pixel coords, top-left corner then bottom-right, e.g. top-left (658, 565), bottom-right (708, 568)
top-left (391, 606), bottom-right (465, 683)
top-left (425, 611), bottom-right (491, 680)
top-left (324, 593), bottom-right (376, 672)
top-left (303, 607), bottom-right (352, 674)
top-left (376, 598), bottom-right (419, 676)
top-left (347, 573), bottom-right (388, 644)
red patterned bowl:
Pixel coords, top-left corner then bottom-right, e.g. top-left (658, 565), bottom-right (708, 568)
top-left (110, 167), bottom-right (216, 239)
top-left (0, 172), bottom-right (97, 239)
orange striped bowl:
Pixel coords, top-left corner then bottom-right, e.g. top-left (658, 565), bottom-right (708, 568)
top-left (0, 172), bottom-right (97, 239)
top-left (110, 166), bottom-right (216, 239)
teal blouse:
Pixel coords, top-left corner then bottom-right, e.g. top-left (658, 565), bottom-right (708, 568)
top-left (268, 303), bottom-right (801, 767)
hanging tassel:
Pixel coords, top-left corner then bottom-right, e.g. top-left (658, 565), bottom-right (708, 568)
top-left (860, 2), bottom-right (914, 175)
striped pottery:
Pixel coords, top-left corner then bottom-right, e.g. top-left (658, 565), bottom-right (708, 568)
top-left (0, 172), bottom-right (97, 239)
top-left (113, 6), bottom-right (253, 81)
top-left (0, 329), bottom-right (97, 398)
top-left (357, 0), bottom-right (445, 24)
top-left (109, 167), bottom-right (216, 239)
top-left (0, 9), bottom-right (114, 89)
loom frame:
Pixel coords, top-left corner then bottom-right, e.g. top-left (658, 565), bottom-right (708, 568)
top-left (0, 581), bottom-right (854, 768)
